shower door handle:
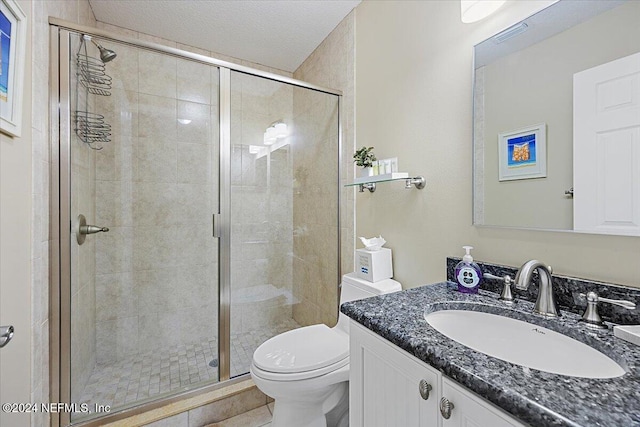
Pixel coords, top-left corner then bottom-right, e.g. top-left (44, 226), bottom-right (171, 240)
top-left (213, 213), bottom-right (220, 238)
top-left (76, 214), bottom-right (109, 245)
top-left (81, 224), bottom-right (110, 235)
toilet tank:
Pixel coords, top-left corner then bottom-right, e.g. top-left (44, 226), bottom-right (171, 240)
top-left (335, 273), bottom-right (401, 333)
top-left (340, 273), bottom-right (401, 304)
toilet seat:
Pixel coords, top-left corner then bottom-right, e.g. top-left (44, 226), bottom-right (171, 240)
top-left (252, 324), bottom-right (349, 381)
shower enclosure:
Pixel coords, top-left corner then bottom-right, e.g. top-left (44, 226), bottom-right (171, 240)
top-left (50, 21), bottom-right (341, 426)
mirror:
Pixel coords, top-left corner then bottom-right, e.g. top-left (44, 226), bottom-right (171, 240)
top-left (473, 0), bottom-right (640, 236)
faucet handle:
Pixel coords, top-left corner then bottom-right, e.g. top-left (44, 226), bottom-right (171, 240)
top-left (483, 273), bottom-right (515, 304)
top-left (596, 294), bottom-right (636, 310)
top-left (579, 292), bottom-right (637, 329)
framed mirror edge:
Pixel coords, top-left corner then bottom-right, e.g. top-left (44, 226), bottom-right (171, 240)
top-left (471, 0), bottom-right (639, 238)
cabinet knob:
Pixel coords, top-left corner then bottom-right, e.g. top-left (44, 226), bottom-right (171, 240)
top-left (439, 397), bottom-right (455, 419)
top-left (418, 379), bottom-right (432, 400)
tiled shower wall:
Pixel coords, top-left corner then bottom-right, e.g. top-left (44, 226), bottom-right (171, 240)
top-left (292, 11), bottom-right (356, 327)
top-left (291, 89), bottom-right (339, 327)
top-left (93, 45), bottom-right (219, 365)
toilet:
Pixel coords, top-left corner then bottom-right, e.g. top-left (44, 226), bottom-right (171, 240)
top-left (250, 273), bottom-right (402, 427)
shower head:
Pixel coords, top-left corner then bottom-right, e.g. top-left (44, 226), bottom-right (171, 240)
top-left (90, 39), bottom-right (117, 63)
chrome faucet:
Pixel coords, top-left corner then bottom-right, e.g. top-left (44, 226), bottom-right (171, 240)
top-left (514, 260), bottom-right (561, 317)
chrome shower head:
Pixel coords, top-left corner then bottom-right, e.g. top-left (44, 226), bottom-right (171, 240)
top-left (90, 39), bottom-right (117, 63)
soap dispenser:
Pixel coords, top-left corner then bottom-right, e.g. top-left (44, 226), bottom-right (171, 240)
top-left (455, 246), bottom-right (482, 294)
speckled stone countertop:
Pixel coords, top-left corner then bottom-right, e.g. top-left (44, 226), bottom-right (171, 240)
top-left (341, 282), bottom-right (640, 427)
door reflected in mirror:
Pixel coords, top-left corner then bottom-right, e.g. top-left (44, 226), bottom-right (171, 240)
top-left (473, 0), bottom-right (640, 236)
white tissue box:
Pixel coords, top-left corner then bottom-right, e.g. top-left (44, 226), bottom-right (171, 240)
top-left (356, 248), bottom-right (393, 282)
top-left (613, 325), bottom-right (640, 346)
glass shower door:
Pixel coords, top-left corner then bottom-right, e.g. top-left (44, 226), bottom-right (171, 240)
top-left (67, 32), bottom-right (220, 421)
top-left (227, 71), bottom-right (340, 377)
top-left (60, 27), bottom-right (341, 425)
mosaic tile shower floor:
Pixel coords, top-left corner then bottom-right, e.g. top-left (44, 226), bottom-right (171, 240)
top-left (78, 319), bottom-right (300, 410)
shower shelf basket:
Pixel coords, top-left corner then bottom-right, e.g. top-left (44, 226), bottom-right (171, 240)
top-left (74, 35), bottom-right (112, 149)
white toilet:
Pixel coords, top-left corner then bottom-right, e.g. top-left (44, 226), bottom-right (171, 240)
top-left (250, 273), bottom-right (402, 427)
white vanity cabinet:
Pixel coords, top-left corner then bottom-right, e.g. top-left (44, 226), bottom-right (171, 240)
top-left (349, 322), bottom-right (527, 427)
top-left (440, 379), bottom-right (527, 427)
top-left (349, 322), bottom-right (440, 426)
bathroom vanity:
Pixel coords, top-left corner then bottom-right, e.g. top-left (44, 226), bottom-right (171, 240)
top-left (342, 278), bottom-right (640, 426)
top-left (349, 320), bottom-right (525, 426)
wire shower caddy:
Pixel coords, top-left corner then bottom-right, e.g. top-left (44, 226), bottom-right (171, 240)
top-left (74, 35), bottom-right (112, 149)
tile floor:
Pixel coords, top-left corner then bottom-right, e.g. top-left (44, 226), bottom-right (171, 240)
top-left (78, 320), bottom-right (299, 412)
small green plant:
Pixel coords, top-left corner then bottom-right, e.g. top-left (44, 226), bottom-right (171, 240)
top-left (353, 146), bottom-right (377, 168)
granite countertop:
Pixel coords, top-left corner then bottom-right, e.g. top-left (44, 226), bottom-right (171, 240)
top-left (341, 282), bottom-right (640, 427)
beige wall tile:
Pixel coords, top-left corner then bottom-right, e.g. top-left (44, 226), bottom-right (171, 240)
top-left (96, 272), bottom-right (137, 321)
top-left (177, 142), bottom-right (212, 184)
top-left (177, 100), bottom-right (212, 143)
top-left (115, 315), bottom-right (140, 360)
top-left (144, 412), bottom-right (189, 427)
top-left (138, 313), bottom-right (162, 354)
top-left (132, 182), bottom-right (177, 226)
top-left (203, 405), bottom-right (272, 427)
top-left (106, 49), bottom-right (140, 98)
top-left (138, 50), bottom-right (177, 98)
top-left (78, 0), bottom-right (97, 27)
top-left (138, 93), bottom-right (177, 139)
top-left (45, 0), bottom-right (78, 23)
top-left (291, 11), bottom-right (354, 326)
top-left (96, 226), bottom-right (133, 274)
top-left (96, 22), bottom-right (139, 39)
top-left (136, 137), bottom-right (178, 183)
top-left (187, 387), bottom-right (267, 426)
top-left (175, 184), bottom-right (213, 225)
top-left (132, 226), bottom-right (179, 271)
top-left (177, 59), bottom-right (212, 104)
top-left (95, 179), bottom-right (134, 227)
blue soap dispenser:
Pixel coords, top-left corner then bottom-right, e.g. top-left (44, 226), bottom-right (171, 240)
top-left (455, 246), bottom-right (482, 294)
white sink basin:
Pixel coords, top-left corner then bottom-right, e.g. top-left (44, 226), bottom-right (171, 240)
top-left (425, 310), bottom-right (625, 379)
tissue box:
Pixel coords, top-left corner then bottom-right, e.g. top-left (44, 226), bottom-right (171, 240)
top-left (614, 325), bottom-right (640, 346)
top-left (356, 248), bottom-right (393, 282)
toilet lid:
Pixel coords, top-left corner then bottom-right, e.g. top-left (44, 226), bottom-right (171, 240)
top-left (253, 324), bottom-right (349, 374)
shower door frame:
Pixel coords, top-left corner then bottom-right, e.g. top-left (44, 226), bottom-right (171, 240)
top-left (50, 18), bottom-right (343, 427)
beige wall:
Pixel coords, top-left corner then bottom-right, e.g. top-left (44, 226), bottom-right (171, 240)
top-left (355, 0), bottom-right (640, 289)
top-left (481, 1), bottom-right (640, 229)
top-left (1, 1), bottom-right (32, 425)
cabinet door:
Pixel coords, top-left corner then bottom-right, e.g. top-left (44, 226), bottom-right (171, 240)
top-left (441, 378), bottom-right (527, 427)
top-left (350, 322), bottom-right (440, 427)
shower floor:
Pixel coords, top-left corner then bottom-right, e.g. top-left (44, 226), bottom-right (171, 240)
top-left (78, 319), bottom-right (300, 411)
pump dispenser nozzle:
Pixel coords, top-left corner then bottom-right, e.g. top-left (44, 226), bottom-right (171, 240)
top-left (462, 246), bottom-right (474, 263)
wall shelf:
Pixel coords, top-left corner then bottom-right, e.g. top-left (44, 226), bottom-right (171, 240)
top-left (346, 173), bottom-right (426, 193)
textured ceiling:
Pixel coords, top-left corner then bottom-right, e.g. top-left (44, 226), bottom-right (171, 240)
top-left (88, 0), bottom-right (361, 72)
